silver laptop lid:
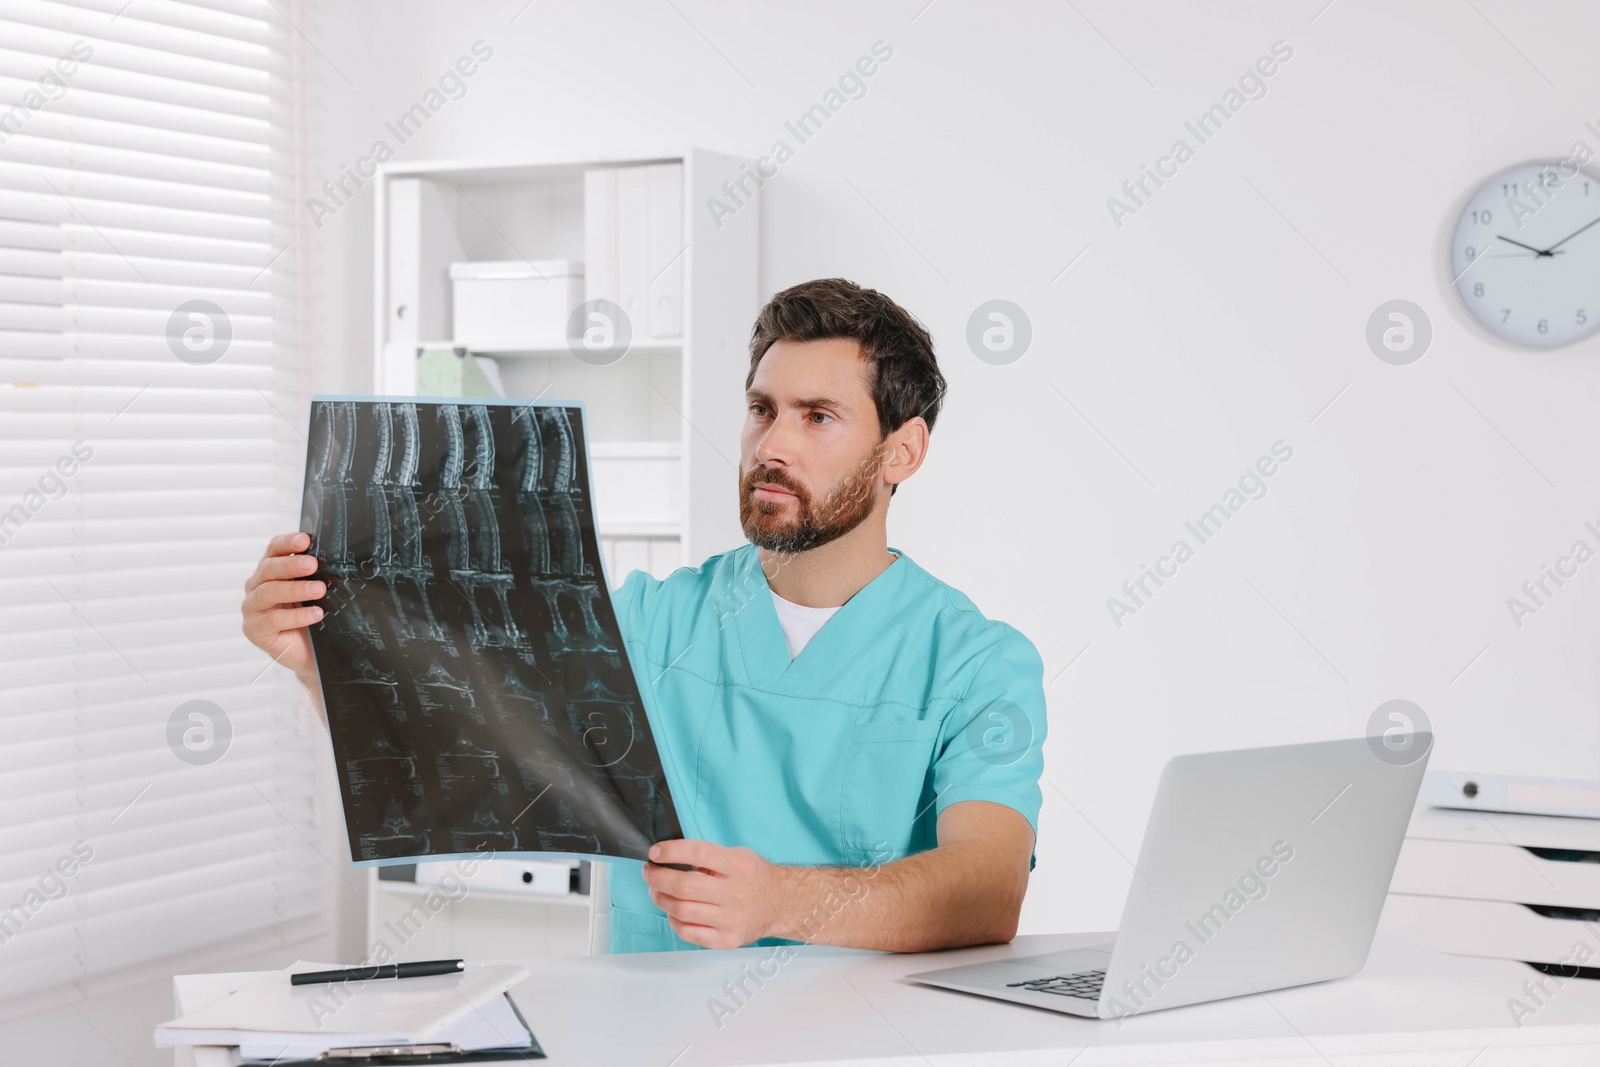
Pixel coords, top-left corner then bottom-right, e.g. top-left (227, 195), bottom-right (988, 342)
top-left (1098, 734), bottom-right (1431, 1021)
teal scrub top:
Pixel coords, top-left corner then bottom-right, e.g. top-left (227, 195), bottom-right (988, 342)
top-left (605, 543), bottom-right (1047, 953)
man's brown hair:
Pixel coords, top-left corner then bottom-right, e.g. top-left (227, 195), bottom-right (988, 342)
top-left (746, 278), bottom-right (947, 438)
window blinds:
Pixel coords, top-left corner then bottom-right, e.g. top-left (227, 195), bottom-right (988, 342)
top-left (0, 0), bottom-right (336, 1013)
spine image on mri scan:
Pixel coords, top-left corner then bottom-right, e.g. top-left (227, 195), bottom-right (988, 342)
top-left (298, 396), bottom-right (682, 865)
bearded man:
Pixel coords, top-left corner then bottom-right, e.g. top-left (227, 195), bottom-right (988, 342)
top-left (241, 278), bottom-right (1048, 954)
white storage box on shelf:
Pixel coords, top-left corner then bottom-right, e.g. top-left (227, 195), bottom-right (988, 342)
top-left (450, 259), bottom-right (584, 348)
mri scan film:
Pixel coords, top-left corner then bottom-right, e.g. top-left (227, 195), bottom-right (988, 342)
top-left (299, 396), bottom-right (682, 865)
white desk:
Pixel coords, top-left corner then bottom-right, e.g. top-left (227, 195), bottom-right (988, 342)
top-left (177, 930), bottom-right (1600, 1066)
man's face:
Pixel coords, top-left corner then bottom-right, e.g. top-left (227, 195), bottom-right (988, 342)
top-left (739, 338), bottom-right (886, 554)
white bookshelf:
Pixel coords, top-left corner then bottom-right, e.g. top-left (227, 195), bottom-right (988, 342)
top-left (366, 148), bottom-right (759, 957)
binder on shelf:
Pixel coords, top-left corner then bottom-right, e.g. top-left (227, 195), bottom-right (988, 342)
top-left (1420, 770), bottom-right (1600, 820)
top-left (584, 163), bottom-right (684, 340)
top-left (645, 163), bottom-right (683, 338)
top-left (414, 856), bottom-right (579, 897)
top-left (615, 167), bottom-right (648, 327)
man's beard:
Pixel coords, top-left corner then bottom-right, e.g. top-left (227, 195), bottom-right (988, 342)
top-left (739, 448), bottom-right (884, 555)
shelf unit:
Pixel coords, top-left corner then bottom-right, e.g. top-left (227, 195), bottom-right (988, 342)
top-left (1379, 804), bottom-right (1600, 1011)
top-left (366, 148), bottom-right (759, 957)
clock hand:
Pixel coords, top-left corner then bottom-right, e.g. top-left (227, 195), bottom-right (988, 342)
top-left (1543, 214), bottom-right (1600, 253)
top-left (1495, 234), bottom-right (1552, 256)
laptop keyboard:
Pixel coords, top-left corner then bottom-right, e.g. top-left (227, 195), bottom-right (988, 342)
top-left (1005, 968), bottom-right (1105, 1000)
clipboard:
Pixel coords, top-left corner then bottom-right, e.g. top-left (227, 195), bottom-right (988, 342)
top-left (265, 993), bottom-right (545, 1064)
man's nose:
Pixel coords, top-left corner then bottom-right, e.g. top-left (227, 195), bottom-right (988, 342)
top-left (754, 415), bottom-right (801, 467)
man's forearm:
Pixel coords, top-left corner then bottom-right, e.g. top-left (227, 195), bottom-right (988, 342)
top-left (297, 667), bottom-right (328, 727)
top-left (765, 839), bottom-right (1026, 953)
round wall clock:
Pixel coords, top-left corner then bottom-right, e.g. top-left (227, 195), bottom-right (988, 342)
top-left (1450, 160), bottom-right (1600, 349)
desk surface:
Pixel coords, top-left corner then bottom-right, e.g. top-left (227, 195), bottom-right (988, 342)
top-left (179, 931), bottom-right (1600, 1067)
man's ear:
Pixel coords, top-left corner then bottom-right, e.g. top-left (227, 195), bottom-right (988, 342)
top-left (881, 416), bottom-right (929, 491)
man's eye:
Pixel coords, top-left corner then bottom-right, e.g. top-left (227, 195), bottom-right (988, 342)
top-left (749, 404), bottom-right (769, 417)
top-left (808, 412), bottom-right (831, 424)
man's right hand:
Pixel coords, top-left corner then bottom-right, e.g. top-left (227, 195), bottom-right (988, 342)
top-left (242, 532), bottom-right (326, 713)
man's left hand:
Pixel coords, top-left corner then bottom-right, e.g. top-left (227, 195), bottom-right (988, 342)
top-left (641, 839), bottom-right (789, 949)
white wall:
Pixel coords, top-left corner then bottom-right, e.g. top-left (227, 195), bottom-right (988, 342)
top-left (304, 0), bottom-right (1600, 937)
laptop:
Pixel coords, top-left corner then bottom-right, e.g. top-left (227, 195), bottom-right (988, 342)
top-left (907, 734), bottom-right (1432, 1020)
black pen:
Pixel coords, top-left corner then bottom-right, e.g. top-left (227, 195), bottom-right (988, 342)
top-left (290, 959), bottom-right (465, 986)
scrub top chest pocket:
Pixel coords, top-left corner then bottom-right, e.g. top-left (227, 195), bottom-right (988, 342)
top-left (839, 717), bottom-right (944, 864)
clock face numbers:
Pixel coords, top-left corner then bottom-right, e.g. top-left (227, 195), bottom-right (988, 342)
top-left (1451, 161), bottom-right (1600, 349)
